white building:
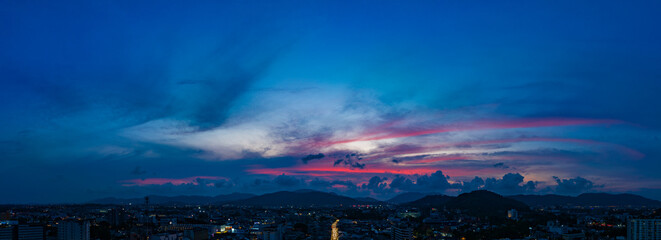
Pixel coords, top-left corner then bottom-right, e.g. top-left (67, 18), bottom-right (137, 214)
top-left (628, 219), bottom-right (661, 240)
top-left (57, 220), bottom-right (90, 240)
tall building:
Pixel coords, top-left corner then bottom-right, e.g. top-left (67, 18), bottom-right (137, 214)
top-left (628, 219), bottom-right (661, 240)
top-left (392, 224), bottom-right (413, 240)
top-left (109, 208), bottom-right (126, 227)
top-left (57, 220), bottom-right (90, 240)
top-left (17, 225), bottom-right (43, 240)
top-left (258, 224), bottom-right (283, 240)
top-left (183, 228), bottom-right (208, 240)
top-left (0, 226), bottom-right (15, 240)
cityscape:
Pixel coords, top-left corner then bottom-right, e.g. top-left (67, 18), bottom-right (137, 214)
top-left (1, 190), bottom-right (661, 239)
top-left (2, 1), bottom-right (661, 239)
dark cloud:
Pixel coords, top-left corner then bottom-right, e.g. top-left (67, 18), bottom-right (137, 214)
top-left (389, 176), bottom-right (415, 191)
top-left (351, 162), bottom-right (365, 169)
top-left (493, 162), bottom-right (509, 169)
top-left (332, 153), bottom-right (365, 169)
top-left (214, 179), bottom-right (234, 188)
top-left (553, 176), bottom-right (596, 195)
top-left (309, 178), bottom-right (332, 188)
top-left (130, 166), bottom-right (147, 175)
top-left (301, 153), bottom-right (325, 164)
top-left (333, 159), bottom-right (343, 166)
top-left (273, 174), bottom-right (301, 187)
top-left (361, 176), bottom-right (389, 193)
top-left (308, 178), bottom-right (359, 192)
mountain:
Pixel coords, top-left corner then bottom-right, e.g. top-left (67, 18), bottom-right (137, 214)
top-left (353, 197), bottom-right (384, 203)
top-left (229, 190), bottom-right (368, 207)
top-left (445, 190), bottom-right (528, 217)
top-left (404, 190), bottom-right (528, 217)
top-left (212, 193), bottom-right (257, 203)
top-left (507, 194), bottom-right (575, 207)
top-left (404, 194), bottom-right (454, 208)
top-left (89, 193), bottom-right (256, 205)
top-left (509, 193), bottom-right (661, 207)
top-left (387, 192), bottom-right (427, 204)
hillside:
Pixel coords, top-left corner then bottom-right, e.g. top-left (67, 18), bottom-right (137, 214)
top-left (89, 193), bottom-right (256, 205)
top-left (387, 192), bottom-right (427, 204)
top-left (445, 190), bottom-right (528, 217)
top-left (230, 190), bottom-right (368, 207)
top-left (509, 193), bottom-right (661, 207)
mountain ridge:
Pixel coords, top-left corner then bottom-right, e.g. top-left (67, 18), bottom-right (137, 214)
top-left (89, 190), bottom-right (660, 207)
top-left (89, 192), bottom-right (256, 205)
top-left (509, 192), bottom-right (661, 207)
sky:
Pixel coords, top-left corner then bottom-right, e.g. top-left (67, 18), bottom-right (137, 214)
top-left (1, 1), bottom-right (661, 203)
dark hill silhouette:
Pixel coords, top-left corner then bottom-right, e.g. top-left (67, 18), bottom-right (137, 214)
top-left (404, 190), bottom-right (528, 218)
top-left (229, 190), bottom-right (368, 207)
top-left (445, 190), bottom-right (528, 217)
top-left (353, 197), bottom-right (384, 203)
top-left (404, 194), bottom-right (454, 208)
top-left (509, 192), bottom-right (661, 207)
top-left (387, 192), bottom-right (427, 204)
top-left (89, 193), bottom-right (255, 205)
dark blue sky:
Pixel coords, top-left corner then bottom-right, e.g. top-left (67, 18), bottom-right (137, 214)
top-left (1, 1), bottom-right (661, 203)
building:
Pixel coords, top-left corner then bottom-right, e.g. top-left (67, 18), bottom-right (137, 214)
top-left (261, 224), bottom-right (283, 240)
top-left (628, 219), bottom-right (661, 240)
top-left (507, 209), bottom-right (518, 220)
top-left (109, 208), bottom-right (126, 227)
top-left (17, 225), bottom-right (43, 240)
top-left (392, 224), bottom-right (413, 240)
top-left (0, 226), bottom-right (15, 240)
top-left (251, 223), bottom-right (284, 240)
top-left (562, 232), bottom-right (585, 240)
top-left (183, 228), bottom-right (208, 240)
top-left (149, 233), bottom-right (178, 240)
top-left (57, 220), bottom-right (90, 240)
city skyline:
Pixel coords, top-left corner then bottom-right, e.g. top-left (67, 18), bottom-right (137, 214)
top-left (2, 1), bottom-right (661, 203)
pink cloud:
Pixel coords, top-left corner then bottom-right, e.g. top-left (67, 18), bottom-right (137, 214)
top-left (247, 163), bottom-right (506, 178)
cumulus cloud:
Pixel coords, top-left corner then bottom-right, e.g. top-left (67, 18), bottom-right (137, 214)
top-left (483, 173), bottom-right (537, 195)
top-left (455, 173), bottom-right (538, 195)
top-left (553, 176), bottom-right (596, 195)
top-left (461, 176), bottom-right (486, 192)
top-left (115, 171), bottom-right (604, 200)
top-left (389, 170), bottom-right (458, 192)
top-left (361, 176), bottom-right (389, 193)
